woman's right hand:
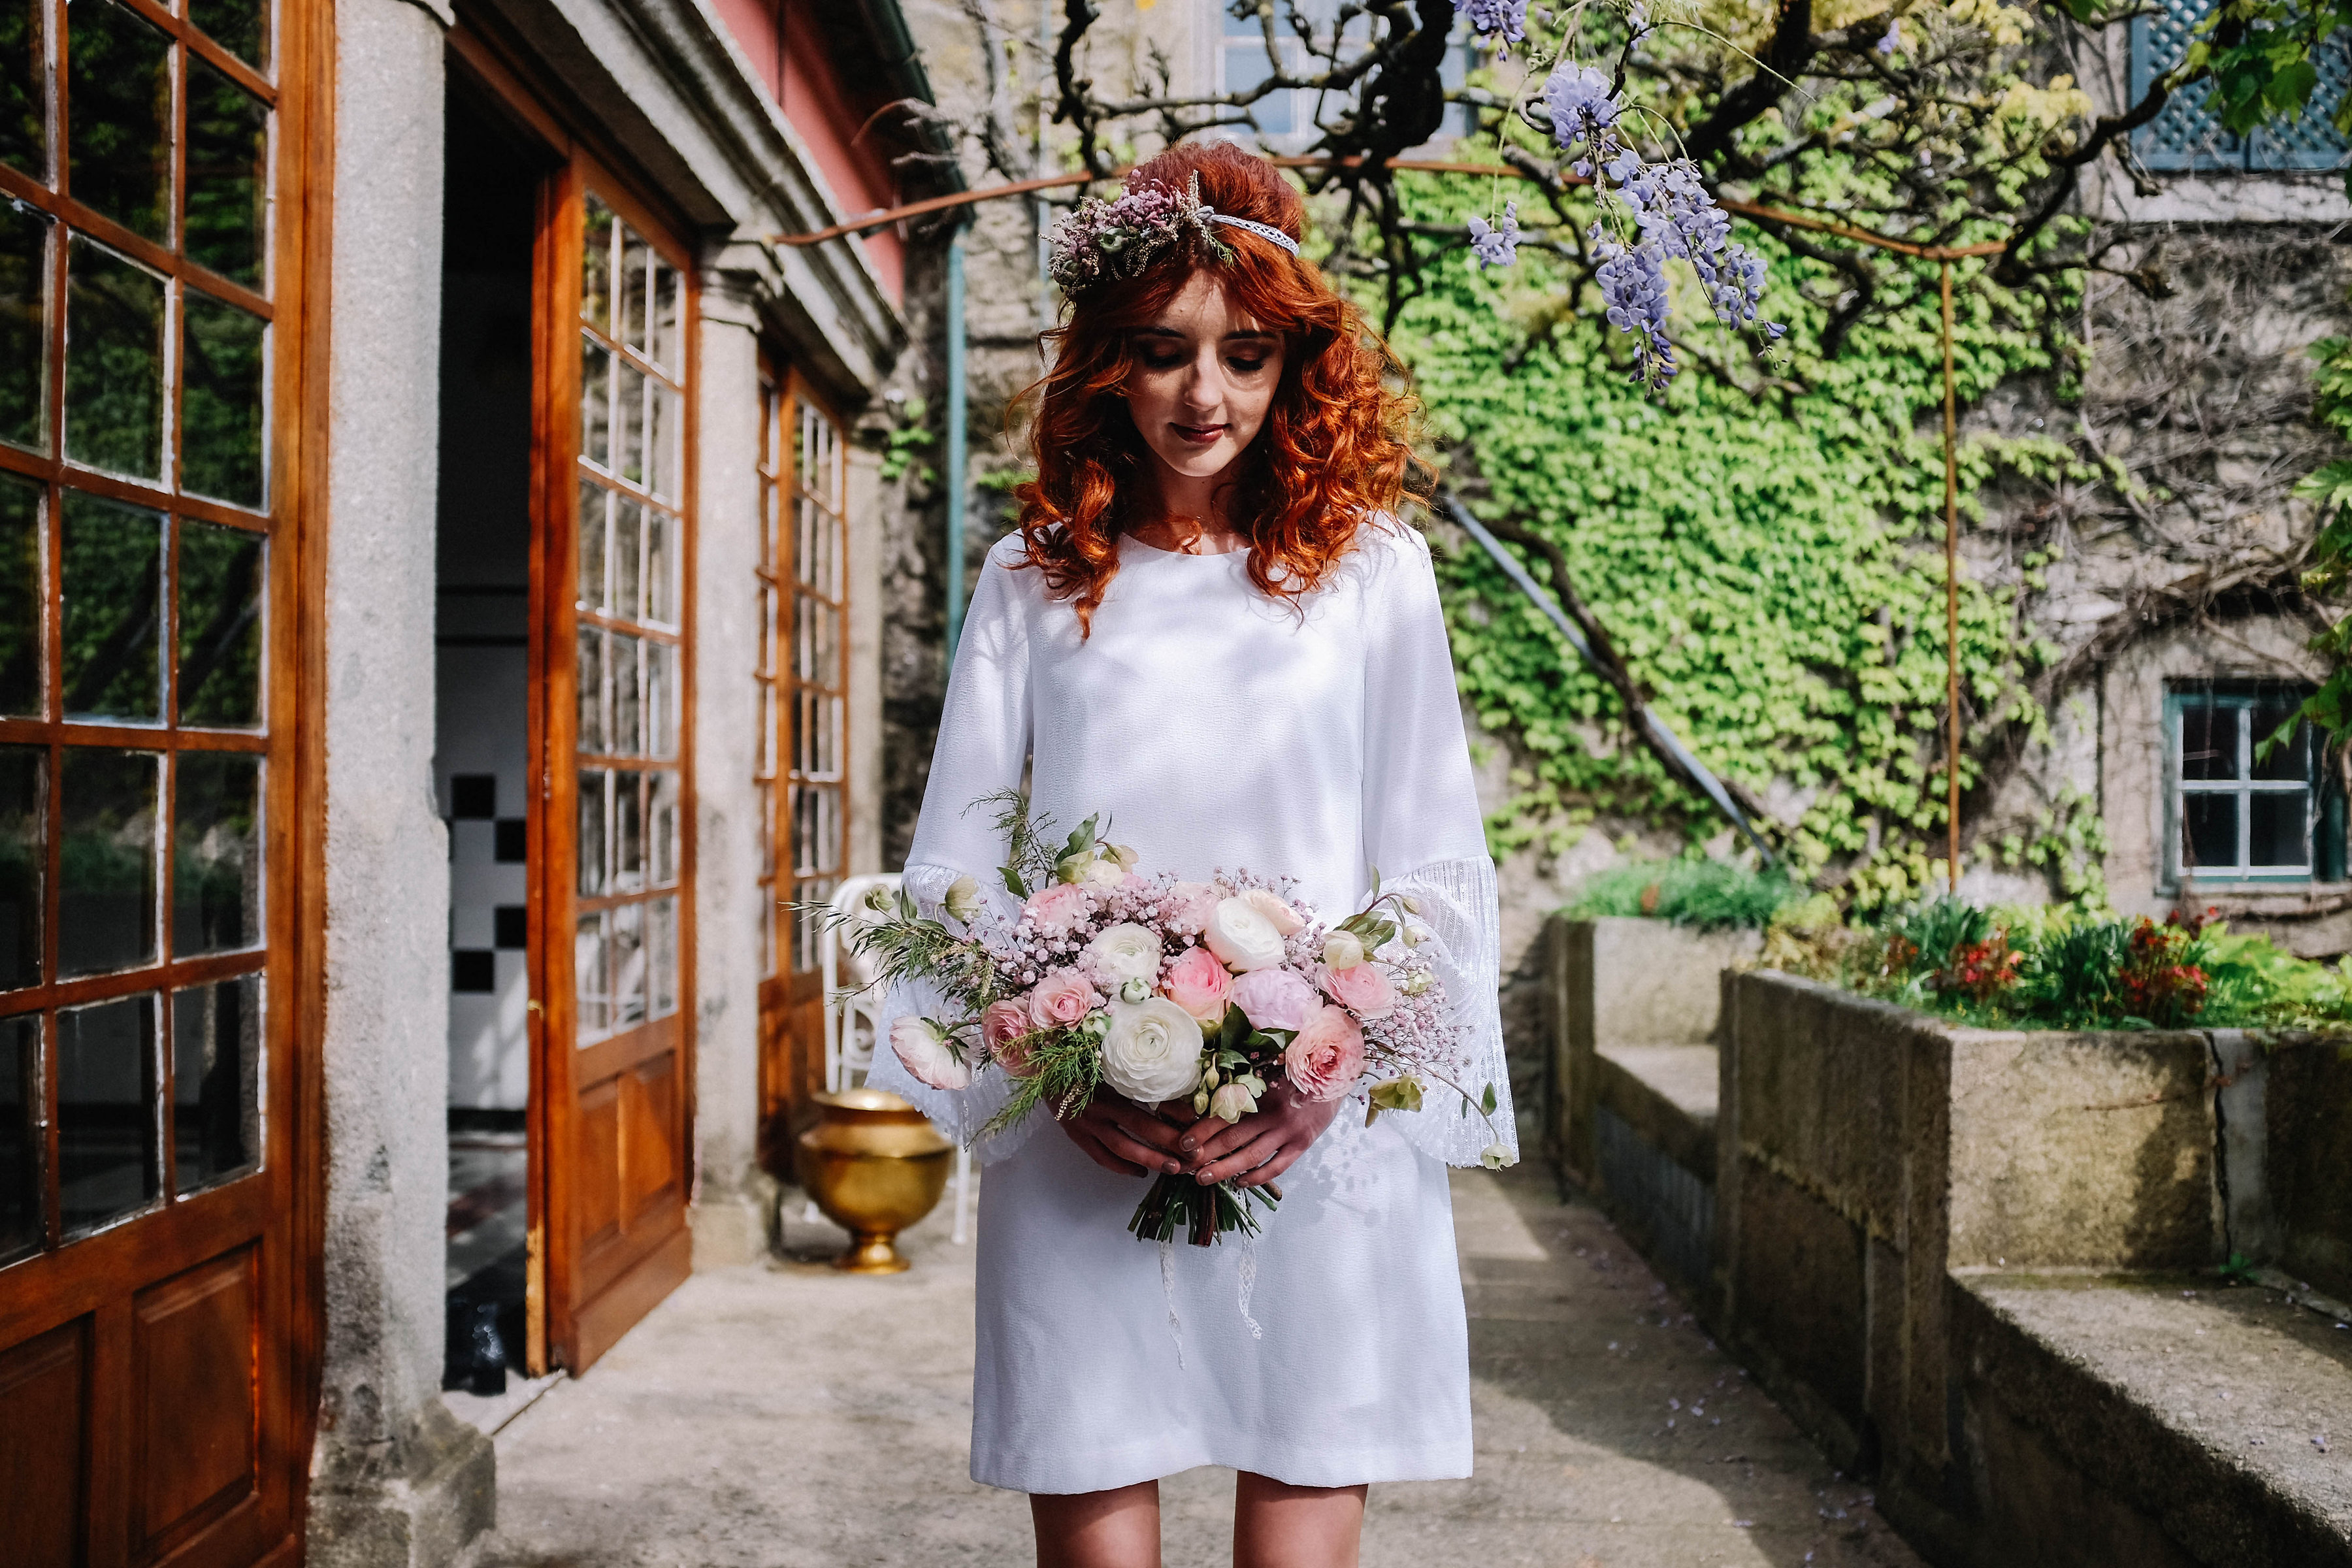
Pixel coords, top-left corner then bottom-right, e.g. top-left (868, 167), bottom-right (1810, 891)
top-left (1061, 1090), bottom-right (1198, 1178)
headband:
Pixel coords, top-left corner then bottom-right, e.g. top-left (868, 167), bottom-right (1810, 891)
top-left (1047, 173), bottom-right (1302, 298)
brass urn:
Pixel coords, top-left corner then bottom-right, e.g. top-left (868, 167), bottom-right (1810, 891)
top-left (794, 1088), bottom-right (955, 1273)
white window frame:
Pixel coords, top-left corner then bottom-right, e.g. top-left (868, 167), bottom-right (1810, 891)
top-left (2168, 683), bottom-right (2317, 885)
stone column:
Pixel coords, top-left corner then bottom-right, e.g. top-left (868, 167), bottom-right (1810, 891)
top-left (845, 435), bottom-right (885, 878)
top-left (686, 272), bottom-right (772, 1267)
top-left (306, 0), bottom-right (495, 1560)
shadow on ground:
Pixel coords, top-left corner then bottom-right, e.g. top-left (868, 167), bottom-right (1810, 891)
top-left (470, 1164), bottom-right (1923, 1567)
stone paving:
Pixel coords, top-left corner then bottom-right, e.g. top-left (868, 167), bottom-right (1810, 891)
top-left (470, 1164), bottom-right (1923, 1567)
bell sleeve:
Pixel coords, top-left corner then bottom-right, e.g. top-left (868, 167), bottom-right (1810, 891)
top-left (862, 536), bottom-right (1048, 1163)
top-left (1358, 522), bottom-right (1518, 1169)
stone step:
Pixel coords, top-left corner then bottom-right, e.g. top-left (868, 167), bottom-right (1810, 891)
top-left (1952, 1271), bottom-right (2352, 1567)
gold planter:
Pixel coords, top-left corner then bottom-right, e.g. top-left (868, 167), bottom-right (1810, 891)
top-left (794, 1088), bottom-right (955, 1273)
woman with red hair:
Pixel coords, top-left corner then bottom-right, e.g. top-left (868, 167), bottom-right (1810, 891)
top-left (868, 139), bottom-right (1514, 1567)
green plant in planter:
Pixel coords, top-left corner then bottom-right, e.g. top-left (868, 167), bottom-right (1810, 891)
top-left (1560, 857), bottom-right (1805, 931)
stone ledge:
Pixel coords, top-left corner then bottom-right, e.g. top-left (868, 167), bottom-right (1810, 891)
top-left (1595, 1042), bottom-right (1718, 1182)
top-left (1948, 1271), bottom-right (2352, 1568)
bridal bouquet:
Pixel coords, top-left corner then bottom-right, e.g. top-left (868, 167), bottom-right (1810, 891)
top-left (830, 793), bottom-right (1510, 1247)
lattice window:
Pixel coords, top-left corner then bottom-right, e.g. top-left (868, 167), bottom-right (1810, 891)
top-left (574, 192), bottom-right (684, 1045)
top-left (2170, 683), bottom-right (2321, 883)
top-left (2131, 0), bottom-right (2349, 172)
top-left (755, 376), bottom-right (847, 982)
top-left (0, 0), bottom-right (276, 1264)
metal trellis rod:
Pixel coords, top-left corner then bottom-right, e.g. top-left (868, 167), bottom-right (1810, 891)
top-left (777, 157), bottom-right (2009, 890)
top-left (1439, 492), bottom-right (1779, 866)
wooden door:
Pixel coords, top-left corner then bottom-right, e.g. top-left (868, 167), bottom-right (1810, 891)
top-left (753, 369), bottom-right (849, 1172)
top-left (534, 165), bottom-right (696, 1374)
top-left (0, 0), bottom-right (323, 1556)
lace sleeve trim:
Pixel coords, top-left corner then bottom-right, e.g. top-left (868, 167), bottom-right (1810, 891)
top-left (860, 862), bottom-right (1047, 1165)
top-left (1380, 855), bottom-right (1518, 1169)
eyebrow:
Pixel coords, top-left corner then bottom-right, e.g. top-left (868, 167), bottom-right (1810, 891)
top-left (1133, 326), bottom-right (1279, 342)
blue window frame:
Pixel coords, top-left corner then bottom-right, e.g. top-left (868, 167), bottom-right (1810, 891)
top-left (2167, 682), bottom-right (2345, 886)
top-left (2131, 0), bottom-right (2349, 172)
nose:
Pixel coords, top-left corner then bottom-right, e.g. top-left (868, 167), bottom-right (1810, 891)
top-left (1178, 345), bottom-right (1223, 416)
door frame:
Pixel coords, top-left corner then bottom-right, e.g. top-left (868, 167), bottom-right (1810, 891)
top-left (449, 14), bottom-right (700, 1374)
top-left (753, 365), bottom-right (851, 1172)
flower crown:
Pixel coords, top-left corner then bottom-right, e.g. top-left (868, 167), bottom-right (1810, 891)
top-left (1046, 172), bottom-right (1302, 299)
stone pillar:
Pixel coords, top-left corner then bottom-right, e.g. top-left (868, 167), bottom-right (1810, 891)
top-left (306, 0), bottom-right (495, 1560)
top-left (845, 433), bottom-right (885, 878)
top-left (686, 273), bottom-right (772, 1267)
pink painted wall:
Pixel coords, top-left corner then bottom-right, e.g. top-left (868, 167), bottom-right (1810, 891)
top-left (711, 0), bottom-right (908, 304)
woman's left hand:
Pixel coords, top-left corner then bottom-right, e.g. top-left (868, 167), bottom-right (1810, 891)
top-left (1178, 1082), bottom-right (1341, 1188)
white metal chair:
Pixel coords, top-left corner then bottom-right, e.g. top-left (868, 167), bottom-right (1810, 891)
top-left (818, 873), bottom-right (973, 1245)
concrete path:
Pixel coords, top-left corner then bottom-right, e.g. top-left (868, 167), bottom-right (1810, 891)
top-left (472, 1165), bottom-right (1921, 1567)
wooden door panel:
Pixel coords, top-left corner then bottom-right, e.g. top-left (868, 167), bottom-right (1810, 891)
top-left (131, 1246), bottom-right (258, 1560)
top-left (0, 1317), bottom-right (89, 1568)
top-left (619, 1055), bottom-right (676, 1223)
top-left (577, 1080), bottom-right (621, 1250)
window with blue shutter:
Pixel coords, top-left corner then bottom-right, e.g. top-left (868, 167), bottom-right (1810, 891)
top-left (2131, 0), bottom-right (2349, 172)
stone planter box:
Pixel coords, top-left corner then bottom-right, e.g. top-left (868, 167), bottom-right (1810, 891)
top-left (1718, 972), bottom-right (2352, 1568)
top-left (1541, 915), bottom-right (1759, 1296)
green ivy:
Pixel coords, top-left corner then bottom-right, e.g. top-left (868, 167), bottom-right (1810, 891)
top-left (1375, 168), bottom-right (2098, 908)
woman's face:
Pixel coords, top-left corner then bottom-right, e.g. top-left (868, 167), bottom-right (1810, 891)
top-left (1121, 270), bottom-right (1284, 487)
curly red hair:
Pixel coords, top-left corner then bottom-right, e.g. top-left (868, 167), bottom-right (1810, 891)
top-left (1009, 140), bottom-right (1426, 632)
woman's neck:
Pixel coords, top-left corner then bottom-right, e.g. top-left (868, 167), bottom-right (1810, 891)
top-left (1131, 459), bottom-right (1248, 555)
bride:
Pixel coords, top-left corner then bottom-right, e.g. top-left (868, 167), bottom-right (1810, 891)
top-left (865, 137), bottom-right (1514, 1568)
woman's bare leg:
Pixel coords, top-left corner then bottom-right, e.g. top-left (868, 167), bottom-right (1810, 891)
top-left (1232, 1471), bottom-right (1367, 1568)
top-left (1032, 1480), bottom-right (1162, 1568)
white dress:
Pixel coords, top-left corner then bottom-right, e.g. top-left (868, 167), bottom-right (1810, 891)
top-left (865, 520), bottom-right (1517, 1495)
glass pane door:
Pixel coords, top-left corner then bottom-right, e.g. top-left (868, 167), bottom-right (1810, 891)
top-left (544, 178), bottom-right (693, 1373)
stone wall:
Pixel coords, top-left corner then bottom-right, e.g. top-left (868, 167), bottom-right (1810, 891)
top-left (1711, 972), bottom-right (2352, 1567)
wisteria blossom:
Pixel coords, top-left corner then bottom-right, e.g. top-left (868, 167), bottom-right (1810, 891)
top-left (1467, 201), bottom-right (1521, 269)
top-left (1462, 0), bottom-right (1527, 46)
top-left (1876, 18), bottom-right (1904, 56)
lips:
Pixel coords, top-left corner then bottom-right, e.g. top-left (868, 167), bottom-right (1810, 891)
top-left (1172, 423), bottom-right (1228, 446)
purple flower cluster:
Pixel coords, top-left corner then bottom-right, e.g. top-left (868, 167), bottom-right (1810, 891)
top-left (1875, 18), bottom-right (1903, 56)
top-left (1593, 233), bottom-right (1676, 383)
top-left (1603, 152), bottom-right (1774, 336)
top-left (1522, 60), bottom-right (1782, 385)
top-left (1461, 0), bottom-right (1527, 45)
top-left (1467, 201), bottom-right (1521, 269)
top-left (1544, 63), bottom-right (1624, 157)
top-left (1046, 175), bottom-right (1226, 298)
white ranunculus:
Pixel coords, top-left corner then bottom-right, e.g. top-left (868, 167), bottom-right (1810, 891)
top-left (889, 1015), bottom-right (971, 1091)
top-left (1322, 930), bottom-right (1366, 971)
top-left (1085, 922), bottom-right (1163, 987)
top-left (1098, 997), bottom-right (1206, 1104)
top-left (1204, 896), bottom-right (1286, 973)
top-left (1083, 856), bottom-right (1126, 890)
top-left (1239, 886), bottom-right (1307, 936)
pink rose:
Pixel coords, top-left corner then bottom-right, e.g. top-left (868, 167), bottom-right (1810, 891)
top-left (1027, 966), bottom-right (1100, 1030)
top-left (1228, 967), bottom-right (1318, 1033)
top-left (1023, 881), bottom-right (1096, 934)
top-left (1321, 960), bottom-right (1396, 1021)
top-left (982, 1000), bottom-right (1037, 1077)
top-left (1283, 1003), bottom-right (1365, 1102)
top-left (1160, 944), bottom-right (1233, 1025)
top-left (1162, 881), bottom-right (1222, 936)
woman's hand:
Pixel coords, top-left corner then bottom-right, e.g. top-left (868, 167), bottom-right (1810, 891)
top-left (1060, 1089), bottom-right (1196, 1178)
top-left (1179, 1083), bottom-right (1339, 1188)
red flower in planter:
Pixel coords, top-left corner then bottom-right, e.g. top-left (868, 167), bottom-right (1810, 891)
top-left (1936, 934), bottom-right (2021, 1002)
top-left (2117, 918), bottom-right (2210, 1027)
